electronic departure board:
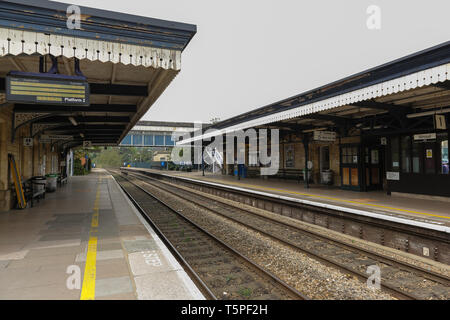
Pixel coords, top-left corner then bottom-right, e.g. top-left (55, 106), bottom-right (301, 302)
top-left (6, 74), bottom-right (89, 106)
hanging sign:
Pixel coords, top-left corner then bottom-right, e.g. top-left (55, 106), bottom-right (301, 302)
top-left (434, 114), bottom-right (446, 130)
top-left (313, 131), bottom-right (336, 142)
top-left (40, 134), bottom-right (73, 141)
top-left (380, 137), bottom-right (387, 145)
top-left (83, 141), bottom-right (92, 148)
top-left (414, 133), bottom-right (436, 142)
top-left (6, 72), bottom-right (89, 106)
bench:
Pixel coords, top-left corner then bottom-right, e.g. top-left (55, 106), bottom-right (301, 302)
top-left (247, 167), bottom-right (304, 182)
top-left (58, 175), bottom-right (68, 186)
top-left (270, 168), bottom-right (304, 182)
top-left (22, 178), bottom-right (46, 208)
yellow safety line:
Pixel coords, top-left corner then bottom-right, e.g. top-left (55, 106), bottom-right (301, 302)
top-left (201, 178), bottom-right (450, 220)
top-left (80, 180), bottom-right (101, 300)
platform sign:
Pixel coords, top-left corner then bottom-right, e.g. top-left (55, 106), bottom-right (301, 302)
top-left (23, 137), bottom-right (33, 147)
top-left (386, 171), bottom-right (400, 181)
top-left (313, 131), bottom-right (336, 142)
top-left (6, 75), bottom-right (89, 106)
top-left (40, 134), bottom-right (73, 141)
top-left (83, 141), bottom-right (92, 148)
top-left (414, 133), bottom-right (436, 142)
top-left (434, 114), bottom-right (446, 130)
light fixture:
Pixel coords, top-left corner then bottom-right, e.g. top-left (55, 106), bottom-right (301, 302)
top-left (406, 108), bottom-right (450, 119)
top-left (302, 127), bottom-right (327, 133)
top-left (80, 133), bottom-right (84, 138)
top-left (69, 117), bottom-right (78, 126)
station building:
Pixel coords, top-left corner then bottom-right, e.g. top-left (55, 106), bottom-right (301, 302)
top-left (0, 0), bottom-right (196, 211)
top-left (182, 42), bottom-right (450, 199)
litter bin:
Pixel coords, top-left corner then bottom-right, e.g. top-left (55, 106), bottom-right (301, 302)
top-left (32, 176), bottom-right (46, 194)
top-left (321, 170), bottom-right (333, 185)
top-left (46, 174), bottom-right (58, 192)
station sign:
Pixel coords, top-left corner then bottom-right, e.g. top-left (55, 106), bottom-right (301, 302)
top-left (40, 134), bottom-right (73, 141)
top-left (6, 74), bottom-right (89, 106)
top-left (434, 114), bottom-right (446, 130)
top-left (413, 133), bottom-right (436, 142)
top-left (313, 131), bottom-right (336, 142)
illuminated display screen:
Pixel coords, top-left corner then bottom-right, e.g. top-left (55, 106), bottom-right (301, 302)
top-left (6, 76), bottom-right (89, 105)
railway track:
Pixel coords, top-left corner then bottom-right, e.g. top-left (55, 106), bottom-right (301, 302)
top-left (122, 169), bottom-right (450, 300)
top-left (111, 170), bottom-right (308, 300)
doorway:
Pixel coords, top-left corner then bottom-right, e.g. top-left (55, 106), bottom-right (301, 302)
top-left (340, 144), bottom-right (361, 191)
top-left (363, 146), bottom-right (383, 190)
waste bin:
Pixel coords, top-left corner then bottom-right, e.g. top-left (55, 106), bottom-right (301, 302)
top-left (46, 174), bottom-right (58, 192)
top-left (321, 170), bottom-right (333, 185)
top-left (32, 176), bottom-right (46, 194)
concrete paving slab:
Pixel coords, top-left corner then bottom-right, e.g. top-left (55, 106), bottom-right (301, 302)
top-left (95, 276), bottom-right (133, 298)
top-left (0, 283), bottom-right (81, 300)
top-left (75, 249), bottom-right (123, 262)
top-left (123, 239), bottom-right (159, 253)
top-left (7, 253), bottom-right (76, 269)
top-left (134, 271), bottom-right (198, 300)
top-left (96, 258), bottom-right (130, 279)
top-left (128, 250), bottom-right (178, 276)
top-left (0, 260), bottom-right (9, 269)
top-left (25, 246), bottom-right (84, 258)
top-left (96, 292), bottom-right (136, 300)
top-left (26, 239), bottom-right (81, 250)
top-left (0, 249), bottom-right (28, 261)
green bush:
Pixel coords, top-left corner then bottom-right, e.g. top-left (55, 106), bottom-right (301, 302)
top-left (73, 158), bottom-right (88, 176)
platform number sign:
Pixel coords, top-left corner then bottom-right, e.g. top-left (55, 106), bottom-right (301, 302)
top-left (23, 137), bottom-right (33, 147)
top-left (434, 114), bottom-right (446, 130)
top-left (83, 141), bottom-right (92, 148)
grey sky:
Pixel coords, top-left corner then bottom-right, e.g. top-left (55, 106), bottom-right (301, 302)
top-left (61, 0), bottom-right (450, 123)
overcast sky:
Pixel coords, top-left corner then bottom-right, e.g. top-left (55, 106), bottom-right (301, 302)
top-left (59, 0), bottom-right (450, 123)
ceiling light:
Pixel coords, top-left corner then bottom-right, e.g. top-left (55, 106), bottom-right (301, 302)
top-left (69, 117), bottom-right (78, 126)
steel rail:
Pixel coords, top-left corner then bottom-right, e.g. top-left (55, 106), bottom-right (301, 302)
top-left (112, 170), bottom-right (309, 300)
top-left (126, 171), bottom-right (450, 300)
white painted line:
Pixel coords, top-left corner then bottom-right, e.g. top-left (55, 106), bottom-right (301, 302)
top-left (110, 173), bottom-right (205, 300)
top-left (126, 168), bottom-right (450, 234)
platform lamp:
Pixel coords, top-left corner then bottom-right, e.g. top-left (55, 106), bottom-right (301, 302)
top-left (69, 117), bottom-right (78, 126)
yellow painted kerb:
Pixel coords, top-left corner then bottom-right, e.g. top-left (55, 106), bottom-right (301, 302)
top-left (201, 178), bottom-right (450, 220)
top-left (80, 179), bottom-right (101, 300)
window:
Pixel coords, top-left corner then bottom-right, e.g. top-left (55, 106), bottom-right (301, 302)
top-left (341, 146), bottom-right (358, 164)
top-left (155, 135), bottom-right (164, 146)
top-left (144, 135), bottom-right (154, 146)
top-left (441, 140), bottom-right (448, 174)
top-left (165, 135), bottom-right (175, 146)
top-left (412, 142), bottom-right (421, 173)
top-left (121, 134), bottom-right (132, 145)
top-left (390, 137), bottom-right (399, 171)
top-left (132, 134), bottom-right (142, 146)
top-left (401, 136), bottom-right (411, 173)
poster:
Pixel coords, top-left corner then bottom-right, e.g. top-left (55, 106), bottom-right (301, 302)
top-left (285, 145), bottom-right (295, 168)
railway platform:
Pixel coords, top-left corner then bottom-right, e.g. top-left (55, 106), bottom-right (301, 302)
top-left (129, 168), bottom-right (450, 229)
top-left (0, 169), bottom-right (203, 300)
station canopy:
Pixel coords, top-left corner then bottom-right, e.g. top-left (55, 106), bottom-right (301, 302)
top-left (0, 0), bottom-right (196, 149)
top-left (181, 41), bottom-right (450, 144)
